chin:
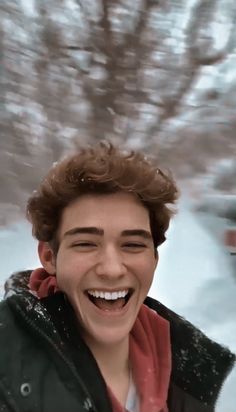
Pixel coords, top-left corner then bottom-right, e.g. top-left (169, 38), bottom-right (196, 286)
top-left (86, 325), bottom-right (131, 347)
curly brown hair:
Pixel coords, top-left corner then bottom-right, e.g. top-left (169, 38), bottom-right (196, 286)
top-left (27, 142), bottom-right (179, 252)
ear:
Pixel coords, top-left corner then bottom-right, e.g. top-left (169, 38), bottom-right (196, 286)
top-left (38, 241), bottom-right (56, 274)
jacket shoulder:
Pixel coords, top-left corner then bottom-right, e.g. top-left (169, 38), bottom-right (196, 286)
top-left (0, 299), bottom-right (20, 346)
top-left (0, 298), bottom-right (33, 409)
top-left (0, 297), bottom-right (90, 412)
top-left (145, 296), bottom-right (235, 408)
top-left (0, 299), bottom-right (30, 372)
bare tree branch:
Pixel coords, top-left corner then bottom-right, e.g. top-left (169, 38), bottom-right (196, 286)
top-left (145, 0), bottom-right (236, 143)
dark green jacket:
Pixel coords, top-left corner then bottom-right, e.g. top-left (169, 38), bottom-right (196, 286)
top-left (0, 271), bottom-right (235, 412)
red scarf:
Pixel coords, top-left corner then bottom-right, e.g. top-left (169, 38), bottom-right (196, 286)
top-left (29, 268), bottom-right (59, 298)
top-left (108, 304), bottom-right (171, 412)
top-left (30, 269), bottom-right (171, 412)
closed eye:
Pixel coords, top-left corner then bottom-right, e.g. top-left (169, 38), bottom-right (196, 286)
top-left (71, 242), bottom-right (97, 248)
top-left (122, 243), bottom-right (147, 250)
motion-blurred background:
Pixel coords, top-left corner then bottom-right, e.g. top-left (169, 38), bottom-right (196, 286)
top-left (0, 1), bottom-right (236, 410)
top-left (1, 0), bottom-right (236, 257)
top-left (1, 0), bottom-right (236, 221)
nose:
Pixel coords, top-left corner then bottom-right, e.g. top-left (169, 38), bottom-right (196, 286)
top-left (95, 245), bottom-right (126, 279)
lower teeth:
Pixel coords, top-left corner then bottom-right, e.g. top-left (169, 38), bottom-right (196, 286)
top-left (89, 296), bottom-right (126, 310)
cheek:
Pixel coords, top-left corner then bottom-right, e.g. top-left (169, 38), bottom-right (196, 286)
top-left (135, 259), bottom-right (156, 289)
top-left (144, 270), bottom-right (155, 291)
top-left (55, 256), bottom-right (85, 292)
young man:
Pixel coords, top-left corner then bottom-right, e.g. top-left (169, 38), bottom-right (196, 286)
top-left (0, 142), bottom-right (235, 412)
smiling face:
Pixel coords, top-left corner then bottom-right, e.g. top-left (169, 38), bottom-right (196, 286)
top-left (39, 192), bottom-right (158, 349)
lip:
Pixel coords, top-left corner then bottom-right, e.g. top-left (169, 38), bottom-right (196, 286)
top-left (84, 289), bottom-right (135, 318)
top-left (85, 287), bottom-right (132, 293)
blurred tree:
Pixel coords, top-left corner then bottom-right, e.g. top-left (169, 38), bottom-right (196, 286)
top-left (1, 0), bottom-right (236, 220)
top-left (212, 161), bottom-right (236, 192)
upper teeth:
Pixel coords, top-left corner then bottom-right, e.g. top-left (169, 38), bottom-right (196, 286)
top-left (87, 290), bottom-right (129, 300)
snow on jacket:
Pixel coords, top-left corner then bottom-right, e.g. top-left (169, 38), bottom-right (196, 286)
top-left (0, 270), bottom-right (235, 412)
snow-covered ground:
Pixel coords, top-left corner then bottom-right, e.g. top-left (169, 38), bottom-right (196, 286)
top-left (0, 203), bottom-right (235, 411)
top-left (149, 203), bottom-right (236, 412)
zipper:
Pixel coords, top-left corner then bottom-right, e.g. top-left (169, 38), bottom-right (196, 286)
top-left (14, 302), bottom-right (99, 412)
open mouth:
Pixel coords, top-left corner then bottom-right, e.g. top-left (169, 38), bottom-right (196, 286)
top-left (86, 289), bottom-right (133, 311)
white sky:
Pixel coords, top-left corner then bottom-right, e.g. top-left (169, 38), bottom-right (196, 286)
top-left (20, 0), bottom-right (36, 17)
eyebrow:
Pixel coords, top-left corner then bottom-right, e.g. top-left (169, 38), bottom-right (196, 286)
top-left (121, 229), bottom-right (152, 240)
top-left (62, 227), bottom-right (152, 240)
top-left (63, 227), bottom-right (104, 238)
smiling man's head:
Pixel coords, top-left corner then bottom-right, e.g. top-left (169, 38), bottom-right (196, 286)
top-left (27, 141), bottom-right (179, 347)
top-left (27, 141), bottom-right (178, 255)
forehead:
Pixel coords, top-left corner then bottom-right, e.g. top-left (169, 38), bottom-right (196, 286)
top-left (58, 192), bottom-right (150, 236)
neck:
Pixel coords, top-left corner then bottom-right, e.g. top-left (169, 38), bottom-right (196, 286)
top-left (85, 336), bottom-right (130, 380)
top-left (85, 336), bottom-right (131, 406)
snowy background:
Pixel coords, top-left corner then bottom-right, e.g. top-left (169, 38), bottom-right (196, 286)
top-left (0, 198), bottom-right (235, 411)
